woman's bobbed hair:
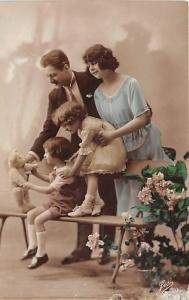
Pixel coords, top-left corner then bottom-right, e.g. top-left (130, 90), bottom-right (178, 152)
top-left (52, 102), bottom-right (87, 127)
top-left (83, 44), bottom-right (119, 71)
top-left (43, 137), bottom-right (73, 160)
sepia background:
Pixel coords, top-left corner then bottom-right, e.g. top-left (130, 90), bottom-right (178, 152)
top-left (0, 0), bottom-right (188, 201)
top-left (0, 1), bottom-right (188, 299)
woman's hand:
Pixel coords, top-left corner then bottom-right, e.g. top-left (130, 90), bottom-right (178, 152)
top-left (96, 130), bottom-right (115, 146)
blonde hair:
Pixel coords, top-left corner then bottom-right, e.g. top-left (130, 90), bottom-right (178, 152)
top-left (52, 102), bottom-right (87, 127)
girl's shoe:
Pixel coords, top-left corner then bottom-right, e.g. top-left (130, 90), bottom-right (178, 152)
top-left (68, 205), bottom-right (92, 217)
top-left (21, 247), bottom-right (37, 260)
top-left (68, 194), bottom-right (94, 217)
top-left (27, 254), bottom-right (48, 269)
top-left (92, 198), bottom-right (105, 216)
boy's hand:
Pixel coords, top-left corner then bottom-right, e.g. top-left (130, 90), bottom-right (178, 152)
top-left (23, 182), bottom-right (31, 191)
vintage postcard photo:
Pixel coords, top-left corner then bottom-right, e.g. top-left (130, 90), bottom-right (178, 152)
top-left (0, 1), bottom-right (188, 299)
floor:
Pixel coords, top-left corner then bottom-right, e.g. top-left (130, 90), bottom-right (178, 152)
top-left (1, 212), bottom-right (188, 300)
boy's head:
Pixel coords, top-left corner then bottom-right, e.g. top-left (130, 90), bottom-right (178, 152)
top-left (43, 137), bottom-right (73, 161)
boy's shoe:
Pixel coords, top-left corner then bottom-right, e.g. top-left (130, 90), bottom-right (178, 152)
top-left (21, 247), bottom-right (37, 260)
top-left (27, 254), bottom-right (48, 269)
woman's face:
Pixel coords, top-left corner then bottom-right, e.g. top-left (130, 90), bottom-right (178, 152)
top-left (87, 62), bottom-right (103, 79)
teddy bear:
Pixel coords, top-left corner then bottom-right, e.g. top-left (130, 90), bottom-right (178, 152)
top-left (8, 149), bottom-right (38, 213)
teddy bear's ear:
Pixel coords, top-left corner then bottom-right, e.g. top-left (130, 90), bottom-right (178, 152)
top-left (8, 149), bottom-right (19, 167)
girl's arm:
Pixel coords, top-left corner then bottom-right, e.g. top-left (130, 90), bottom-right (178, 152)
top-left (98, 110), bottom-right (151, 145)
top-left (31, 169), bottom-right (50, 183)
top-left (68, 154), bottom-right (87, 176)
top-left (23, 182), bottom-right (53, 194)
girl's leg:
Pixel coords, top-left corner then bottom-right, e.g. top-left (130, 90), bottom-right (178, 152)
top-left (92, 189), bottom-right (105, 216)
top-left (68, 174), bottom-right (98, 217)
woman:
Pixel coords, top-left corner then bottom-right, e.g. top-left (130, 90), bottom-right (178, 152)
top-left (83, 44), bottom-right (172, 215)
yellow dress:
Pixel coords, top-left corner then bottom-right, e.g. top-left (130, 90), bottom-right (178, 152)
top-left (77, 116), bottom-right (127, 175)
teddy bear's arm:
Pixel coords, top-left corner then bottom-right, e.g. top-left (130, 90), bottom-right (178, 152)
top-left (9, 168), bottom-right (26, 186)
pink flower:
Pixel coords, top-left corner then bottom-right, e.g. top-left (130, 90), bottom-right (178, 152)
top-left (121, 211), bottom-right (135, 224)
top-left (86, 232), bottom-right (104, 250)
top-left (138, 186), bottom-right (153, 205)
top-left (138, 242), bottom-right (152, 256)
top-left (120, 259), bottom-right (135, 272)
top-left (152, 172), bottom-right (164, 182)
top-left (154, 180), bottom-right (172, 197)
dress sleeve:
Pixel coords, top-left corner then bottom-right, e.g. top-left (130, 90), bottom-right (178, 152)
top-left (129, 78), bottom-right (150, 118)
top-left (78, 118), bottom-right (100, 156)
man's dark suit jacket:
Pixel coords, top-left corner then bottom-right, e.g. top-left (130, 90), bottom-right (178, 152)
top-left (31, 71), bottom-right (101, 160)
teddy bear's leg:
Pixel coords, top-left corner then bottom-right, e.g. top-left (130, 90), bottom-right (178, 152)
top-left (12, 187), bottom-right (35, 213)
top-left (12, 187), bottom-right (26, 212)
top-left (22, 190), bottom-right (35, 213)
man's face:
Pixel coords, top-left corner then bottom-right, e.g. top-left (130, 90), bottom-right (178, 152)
top-left (45, 64), bottom-right (72, 87)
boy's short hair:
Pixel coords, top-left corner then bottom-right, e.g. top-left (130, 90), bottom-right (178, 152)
top-left (83, 44), bottom-right (119, 71)
top-left (40, 49), bottom-right (70, 70)
top-left (43, 137), bottom-right (73, 160)
top-left (54, 102), bottom-right (87, 127)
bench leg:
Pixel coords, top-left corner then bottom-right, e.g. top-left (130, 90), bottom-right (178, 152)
top-left (111, 226), bottom-right (125, 284)
top-left (0, 217), bottom-right (8, 247)
top-left (20, 218), bottom-right (28, 248)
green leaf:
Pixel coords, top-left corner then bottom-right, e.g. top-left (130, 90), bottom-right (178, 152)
top-left (181, 224), bottom-right (189, 240)
top-left (135, 205), bottom-right (151, 212)
top-left (143, 215), bottom-right (158, 223)
top-left (177, 197), bottom-right (189, 210)
top-left (122, 171), bottom-right (144, 183)
top-left (155, 209), bottom-right (161, 216)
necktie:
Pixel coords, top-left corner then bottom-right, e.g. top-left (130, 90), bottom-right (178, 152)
top-left (64, 75), bottom-right (76, 102)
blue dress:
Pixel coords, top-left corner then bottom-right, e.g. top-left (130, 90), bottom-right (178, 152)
top-left (94, 76), bottom-right (172, 215)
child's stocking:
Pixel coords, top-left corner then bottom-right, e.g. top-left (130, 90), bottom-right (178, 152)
top-left (92, 191), bottom-right (104, 216)
top-left (28, 224), bottom-right (37, 250)
top-left (36, 231), bottom-right (47, 257)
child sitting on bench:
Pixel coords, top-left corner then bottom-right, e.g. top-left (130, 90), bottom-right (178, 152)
top-left (22, 137), bottom-right (84, 269)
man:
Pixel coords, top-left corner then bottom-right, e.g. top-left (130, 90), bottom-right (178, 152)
top-left (27, 49), bottom-right (117, 264)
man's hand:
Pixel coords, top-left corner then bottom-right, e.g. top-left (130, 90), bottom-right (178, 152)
top-left (25, 153), bottom-right (36, 163)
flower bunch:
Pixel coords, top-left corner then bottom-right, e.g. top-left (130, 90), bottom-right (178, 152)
top-left (86, 232), bottom-right (104, 258)
top-left (121, 211), bottom-right (135, 225)
top-left (137, 172), bottom-right (186, 211)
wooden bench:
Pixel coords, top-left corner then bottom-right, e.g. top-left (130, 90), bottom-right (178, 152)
top-left (0, 209), bottom-right (154, 284)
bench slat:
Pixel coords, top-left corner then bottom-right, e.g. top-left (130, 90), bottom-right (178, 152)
top-left (0, 210), bottom-right (152, 228)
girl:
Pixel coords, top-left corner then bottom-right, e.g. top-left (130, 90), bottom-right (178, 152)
top-left (22, 137), bottom-right (84, 269)
top-left (53, 101), bottom-right (127, 217)
top-left (83, 44), bottom-right (173, 214)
